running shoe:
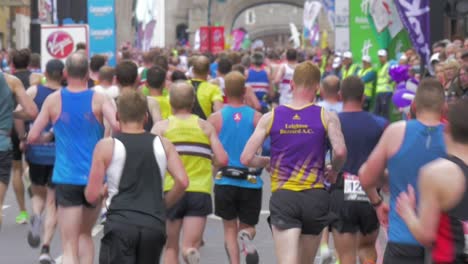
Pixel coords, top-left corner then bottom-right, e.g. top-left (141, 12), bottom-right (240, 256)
top-left (238, 230), bottom-right (259, 264)
top-left (39, 253), bottom-right (55, 264)
top-left (27, 215), bottom-right (41, 248)
top-left (185, 248), bottom-right (200, 264)
top-left (16, 211), bottom-right (29, 224)
top-left (318, 248), bottom-right (334, 264)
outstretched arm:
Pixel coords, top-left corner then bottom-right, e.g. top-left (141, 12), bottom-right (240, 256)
top-left (325, 110), bottom-right (347, 174)
top-left (240, 112), bottom-right (271, 168)
top-left (7, 74), bottom-right (38, 120)
top-left (85, 138), bottom-right (114, 205)
top-left (161, 137), bottom-right (189, 208)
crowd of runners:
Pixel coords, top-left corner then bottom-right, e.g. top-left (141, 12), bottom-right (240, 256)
top-left (0, 37), bottom-right (467, 264)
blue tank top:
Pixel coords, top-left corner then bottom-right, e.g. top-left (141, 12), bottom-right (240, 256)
top-left (215, 105), bottom-right (262, 189)
top-left (52, 88), bottom-right (104, 185)
top-left (26, 85), bottom-right (58, 165)
top-left (388, 120), bottom-right (446, 245)
top-left (0, 73), bottom-right (13, 151)
top-left (246, 68), bottom-right (269, 106)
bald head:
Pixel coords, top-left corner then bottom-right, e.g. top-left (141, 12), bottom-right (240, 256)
top-left (193, 55), bottom-right (210, 77)
top-left (170, 81), bottom-right (195, 111)
top-left (66, 51), bottom-right (89, 79)
top-left (321, 75), bottom-right (340, 96)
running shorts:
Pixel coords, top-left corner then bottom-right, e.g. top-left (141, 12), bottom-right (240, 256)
top-left (55, 184), bottom-right (95, 208)
top-left (214, 185), bottom-right (262, 226)
top-left (99, 220), bottom-right (166, 264)
top-left (11, 128), bottom-right (22, 161)
top-left (383, 242), bottom-right (425, 264)
top-left (330, 189), bottom-right (379, 235)
top-left (269, 188), bottom-right (335, 235)
top-left (29, 163), bottom-right (54, 186)
top-left (0, 151), bottom-right (13, 184)
top-left (166, 192), bottom-right (212, 220)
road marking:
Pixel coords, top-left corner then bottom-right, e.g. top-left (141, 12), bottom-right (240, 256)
top-left (208, 210), bottom-right (270, 221)
top-left (2, 205), bottom-right (10, 210)
top-left (55, 224), bottom-right (104, 264)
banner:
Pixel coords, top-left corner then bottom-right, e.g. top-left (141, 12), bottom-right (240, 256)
top-left (199, 27), bottom-right (210, 52)
top-left (334, 0), bottom-right (349, 52)
top-left (303, 1), bottom-right (322, 31)
top-left (394, 0), bottom-right (431, 71)
top-left (321, 0), bottom-right (335, 28)
top-left (40, 24), bottom-right (88, 70)
top-left (211, 26), bottom-right (225, 54)
top-left (88, 0), bottom-right (116, 66)
top-left (366, 0), bottom-right (412, 60)
top-left (349, 1), bottom-right (380, 64)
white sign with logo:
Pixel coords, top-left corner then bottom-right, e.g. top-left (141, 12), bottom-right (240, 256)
top-left (334, 0), bottom-right (350, 52)
top-left (40, 24), bottom-right (89, 70)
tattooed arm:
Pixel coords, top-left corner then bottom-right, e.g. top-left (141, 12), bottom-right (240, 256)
top-left (324, 110), bottom-right (347, 173)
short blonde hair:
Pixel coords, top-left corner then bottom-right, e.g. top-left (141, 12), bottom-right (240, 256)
top-left (292, 61), bottom-right (321, 89)
top-left (117, 90), bottom-right (148, 123)
top-left (224, 71), bottom-right (246, 98)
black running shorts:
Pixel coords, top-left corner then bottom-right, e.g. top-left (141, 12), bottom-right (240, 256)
top-left (166, 192), bottom-right (212, 220)
top-left (29, 163), bottom-right (54, 187)
top-left (214, 185), bottom-right (262, 226)
top-left (55, 184), bottom-right (95, 208)
top-left (329, 189), bottom-right (379, 235)
top-left (383, 242), bottom-right (425, 264)
top-left (0, 151), bottom-right (12, 185)
top-left (269, 188), bottom-right (335, 235)
top-left (99, 220), bottom-right (166, 264)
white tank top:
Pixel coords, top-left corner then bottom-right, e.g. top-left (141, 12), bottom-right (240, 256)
top-left (279, 64), bottom-right (295, 105)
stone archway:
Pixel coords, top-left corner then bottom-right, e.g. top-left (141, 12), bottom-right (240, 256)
top-left (211, 0), bottom-right (305, 34)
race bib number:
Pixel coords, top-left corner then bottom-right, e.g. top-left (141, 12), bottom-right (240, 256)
top-left (343, 173), bottom-right (369, 202)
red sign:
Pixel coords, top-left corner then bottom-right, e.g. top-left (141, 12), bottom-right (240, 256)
top-left (199, 27), bottom-right (210, 53)
top-left (210, 26), bottom-right (225, 54)
top-left (46, 31), bottom-right (74, 59)
top-left (199, 26), bottom-right (224, 53)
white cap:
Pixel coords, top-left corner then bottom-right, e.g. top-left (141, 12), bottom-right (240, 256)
top-left (343, 51), bottom-right (353, 59)
top-left (335, 52), bottom-right (342, 57)
top-left (430, 53), bottom-right (440, 63)
top-left (400, 54), bottom-right (408, 61)
top-left (332, 57), bottom-right (342, 69)
top-left (362, 55), bottom-right (372, 63)
top-left (378, 49), bottom-right (387, 57)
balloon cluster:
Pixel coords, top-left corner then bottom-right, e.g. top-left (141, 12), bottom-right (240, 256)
top-left (389, 65), bottom-right (418, 109)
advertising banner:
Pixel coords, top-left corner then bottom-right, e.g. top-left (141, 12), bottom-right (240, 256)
top-left (334, 0), bottom-right (349, 52)
top-left (211, 26), bottom-right (225, 54)
top-left (199, 27), bottom-right (210, 52)
top-left (303, 1), bottom-right (322, 32)
top-left (40, 24), bottom-right (88, 70)
top-left (394, 0), bottom-right (431, 72)
top-left (349, 1), bottom-right (380, 63)
top-left (88, 0), bottom-right (116, 66)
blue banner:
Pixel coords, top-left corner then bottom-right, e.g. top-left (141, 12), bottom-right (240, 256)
top-left (321, 0), bottom-right (335, 28)
top-left (87, 0), bottom-right (116, 66)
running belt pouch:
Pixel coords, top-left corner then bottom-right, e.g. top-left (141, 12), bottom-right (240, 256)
top-left (220, 167), bottom-right (256, 180)
top-left (191, 80), bottom-right (207, 120)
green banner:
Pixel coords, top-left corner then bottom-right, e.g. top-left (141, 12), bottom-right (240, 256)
top-left (349, 1), bottom-right (380, 65)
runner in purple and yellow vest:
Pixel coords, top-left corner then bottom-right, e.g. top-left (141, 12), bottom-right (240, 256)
top-left (241, 61), bottom-right (347, 264)
top-left (269, 104), bottom-right (327, 192)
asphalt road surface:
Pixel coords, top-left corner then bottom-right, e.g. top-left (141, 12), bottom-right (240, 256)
top-left (0, 170), bottom-right (385, 264)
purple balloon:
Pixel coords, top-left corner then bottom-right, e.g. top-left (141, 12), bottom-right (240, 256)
top-left (396, 82), bottom-right (406, 90)
top-left (389, 65), bottom-right (410, 83)
top-left (392, 89), bottom-right (415, 108)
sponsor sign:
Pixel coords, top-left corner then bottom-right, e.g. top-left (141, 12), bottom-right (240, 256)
top-left (40, 24), bottom-right (88, 70)
top-left (88, 0), bottom-right (116, 66)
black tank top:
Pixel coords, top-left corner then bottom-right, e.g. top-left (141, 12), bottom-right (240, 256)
top-left (446, 155), bottom-right (468, 220)
top-left (432, 155), bottom-right (468, 263)
top-left (106, 132), bottom-right (166, 227)
top-left (190, 80), bottom-right (207, 120)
